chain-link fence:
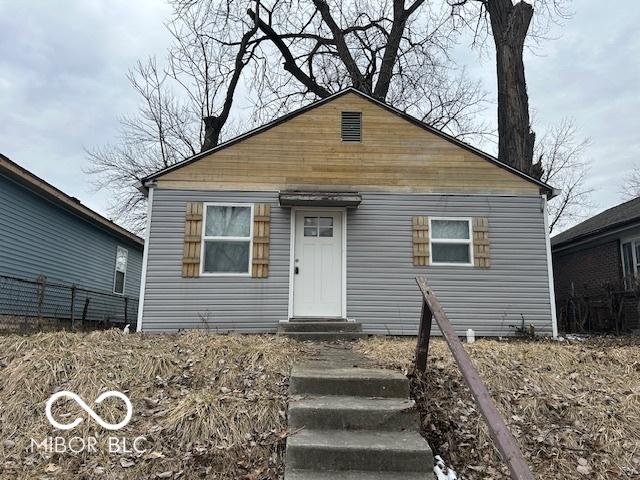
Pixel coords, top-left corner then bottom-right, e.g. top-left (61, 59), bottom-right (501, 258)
top-left (0, 274), bottom-right (138, 330)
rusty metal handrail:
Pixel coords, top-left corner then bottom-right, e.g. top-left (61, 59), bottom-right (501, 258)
top-left (415, 276), bottom-right (534, 480)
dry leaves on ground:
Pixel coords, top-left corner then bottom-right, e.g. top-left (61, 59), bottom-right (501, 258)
top-left (355, 336), bottom-right (640, 480)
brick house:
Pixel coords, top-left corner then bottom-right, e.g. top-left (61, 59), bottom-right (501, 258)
top-left (552, 197), bottom-right (640, 333)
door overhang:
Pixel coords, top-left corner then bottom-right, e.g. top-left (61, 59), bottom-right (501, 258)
top-left (279, 191), bottom-right (361, 208)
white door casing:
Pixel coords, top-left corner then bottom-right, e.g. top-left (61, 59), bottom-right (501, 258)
top-left (292, 209), bottom-right (343, 317)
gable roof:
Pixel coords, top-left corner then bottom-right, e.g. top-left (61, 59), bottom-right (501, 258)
top-left (141, 87), bottom-right (555, 196)
top-left (0, 153), bottom-right (144, 247)
top-left (551, 196), bottom-right (640, 249)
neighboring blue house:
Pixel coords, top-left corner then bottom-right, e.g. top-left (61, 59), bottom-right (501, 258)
top-left (0, 153), bottom-right (144, 331)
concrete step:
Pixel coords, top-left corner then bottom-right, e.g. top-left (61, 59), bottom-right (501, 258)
top-left (280, 332), bottom-right (369, 341)
top-left (278, 321), bottom-right (363, 333)
top-left (289, 396), bottom-right (418, 431)
top-left (289, 317), bottom-right (350, 322)
top-left (290, 367), bottom-right (409, 398)
top-left (285, 469), bottom-right (433, 480)
top-left (286, 430), bottom-right (433, 472)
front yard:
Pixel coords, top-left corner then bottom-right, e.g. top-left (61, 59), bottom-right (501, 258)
top-left (0, 331), bottom-right (303, 479)
top-left (355, 336), bottom-right (640, 480)
top-left (0, 331), bottom-right (637, 479)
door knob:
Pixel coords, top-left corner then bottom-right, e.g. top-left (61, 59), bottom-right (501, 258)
top-left (295, 267), bottom-right (299, 274)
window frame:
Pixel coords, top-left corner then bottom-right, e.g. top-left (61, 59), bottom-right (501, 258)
top-left (621, 236), bottom-right (640, 289)
top-left (199, 202), bottom-right (254, 277)
top-left (303, 215), bottom-right (335, 237)
top-left (428, 217), bottom-right (474, 267)
top-left (113, 246), bottom-right (128, 295)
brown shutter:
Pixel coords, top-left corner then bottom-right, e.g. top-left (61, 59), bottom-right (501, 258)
top-left (473, 217), bottom-right (491, 268)
top-left (182, 202), bottom-right (203, 277)
top-left (252, 203), bottom-right (271, 278)
top-left (412, 216), bottom-right (429, 266)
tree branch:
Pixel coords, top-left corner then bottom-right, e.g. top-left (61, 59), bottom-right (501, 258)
top-left (310, 0), bottom-right (368, 91)
top-left (248, 8), bottom-right (331, 98)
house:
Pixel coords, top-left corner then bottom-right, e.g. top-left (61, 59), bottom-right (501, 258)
top-left (137, 88), bottom-right (557, 336)
top-left (0, 153), bottom-right (144, 331)
top-left (552, 197), bottom-right (640, 333)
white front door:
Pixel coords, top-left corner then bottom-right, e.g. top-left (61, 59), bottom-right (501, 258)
top-left (292, 210), bottom-right (343, 318)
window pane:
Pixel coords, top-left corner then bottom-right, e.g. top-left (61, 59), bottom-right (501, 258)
top-left (203, 241), bottom-right (250, 273)
top-left (319, 227), bottom-right (333, 237)
top-left (115, 247), bottom-right (128, 272)
top-left (114, 271), bottom-right (125, 294)
top-left (623, 242), bottom-right (634, 276)
top-left (432, 243), bottom-right (470, 263)
top-left (205, 206), bottom-right (251, 237)
top-left (319, 217), bottom-right (333, 227)
top-left (304, 217), bottom-right (318, 227)
top-left (432, 220), bottom-right (469, 240)
top-left (304, 227), bottom-right (317, 237)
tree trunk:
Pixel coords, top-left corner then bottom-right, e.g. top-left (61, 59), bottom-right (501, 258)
top-left (201, 115), bottom-right (223, 152)
top-left (486, 0), bottom-right (538, 177)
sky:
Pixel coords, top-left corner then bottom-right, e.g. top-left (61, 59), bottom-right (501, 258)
top-left (1, 0), bottom-right (639, 229)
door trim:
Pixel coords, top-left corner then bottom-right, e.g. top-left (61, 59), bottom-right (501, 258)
top-left (287, 206), bottom-right (347, 320)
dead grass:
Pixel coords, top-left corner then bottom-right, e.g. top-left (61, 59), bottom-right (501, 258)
top-left (354, 336), bottom-right (640, 480)
top-left (0, 330), bottom-right (304, 479)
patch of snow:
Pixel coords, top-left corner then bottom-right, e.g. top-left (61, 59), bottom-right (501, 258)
top-left (434, 454), bottom-right (458, 480)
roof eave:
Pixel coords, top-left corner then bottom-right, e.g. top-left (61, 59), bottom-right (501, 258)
top-left (0, 154), bottom-right (144, 248)
top-left (136, 180), bottom-right (149, 196)
top-left (552, 216), bottom-right (640, 251)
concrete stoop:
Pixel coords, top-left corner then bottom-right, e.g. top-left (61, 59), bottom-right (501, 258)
top-left (277, 319), bottom-right (368, 341)
top-left (285, 360), bottom-right (434, 479)
top-left (285, 471), bottom-right (430, 480)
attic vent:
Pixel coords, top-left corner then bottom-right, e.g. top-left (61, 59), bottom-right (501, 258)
top-left (341, 111), bottom-right (362, 142)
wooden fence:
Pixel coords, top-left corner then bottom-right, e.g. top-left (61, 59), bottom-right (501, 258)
top-left (414, 276), bottom-right (534, 480)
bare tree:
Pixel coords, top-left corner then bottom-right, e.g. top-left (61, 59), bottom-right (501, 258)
top-left (87, 2), bottom-right (262, 232)
top-left (242, 0), bottom-right (490, 139)
top-left (89, 0), bottom-right (508, 232)
top-left (86, 59), bottom-right (198, 230)
top-left (448, 0), bottom-right (571, 177)
top-left (168, 0), bottom-right (262, 150)
top-left (621, 165), bottom-right (640, 200)
top-left (536, 118), bottom-right (592, 233)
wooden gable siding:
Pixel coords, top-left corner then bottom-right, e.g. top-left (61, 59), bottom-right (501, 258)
top-left (156, 93), bottom-right (539, 195)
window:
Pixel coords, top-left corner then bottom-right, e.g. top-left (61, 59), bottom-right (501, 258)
top-left (113, 247), bottom-right (128, 294)
top-left (304, 216), bottom-right (334, 237)
top-left (622, 238), bottom-right (640, 289)
top-left (429, 218), bottom-right (473, 266)
top-left (341, 111), bottom-right (362, 142)
top-left (201, 204), bottom-right (253, 274)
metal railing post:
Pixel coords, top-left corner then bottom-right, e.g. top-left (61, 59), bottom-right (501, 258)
top-left (415, 300), bottom-right (433, 372)
top-left (70, 285), bottom-right (76, 330)
top-left (36, 275), bottom-right (47, 319)
top-left (82, 297), bottom-right (90, 322)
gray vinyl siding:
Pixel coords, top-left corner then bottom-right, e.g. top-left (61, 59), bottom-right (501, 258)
top-left (348, 194), bottom-right (552, 336)
top-left (141, 189), bottom-right (553, 336)
top-left (0, 173), bottom-right (143, 298)
top-left (141, 190), bottom-right (290, 332)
